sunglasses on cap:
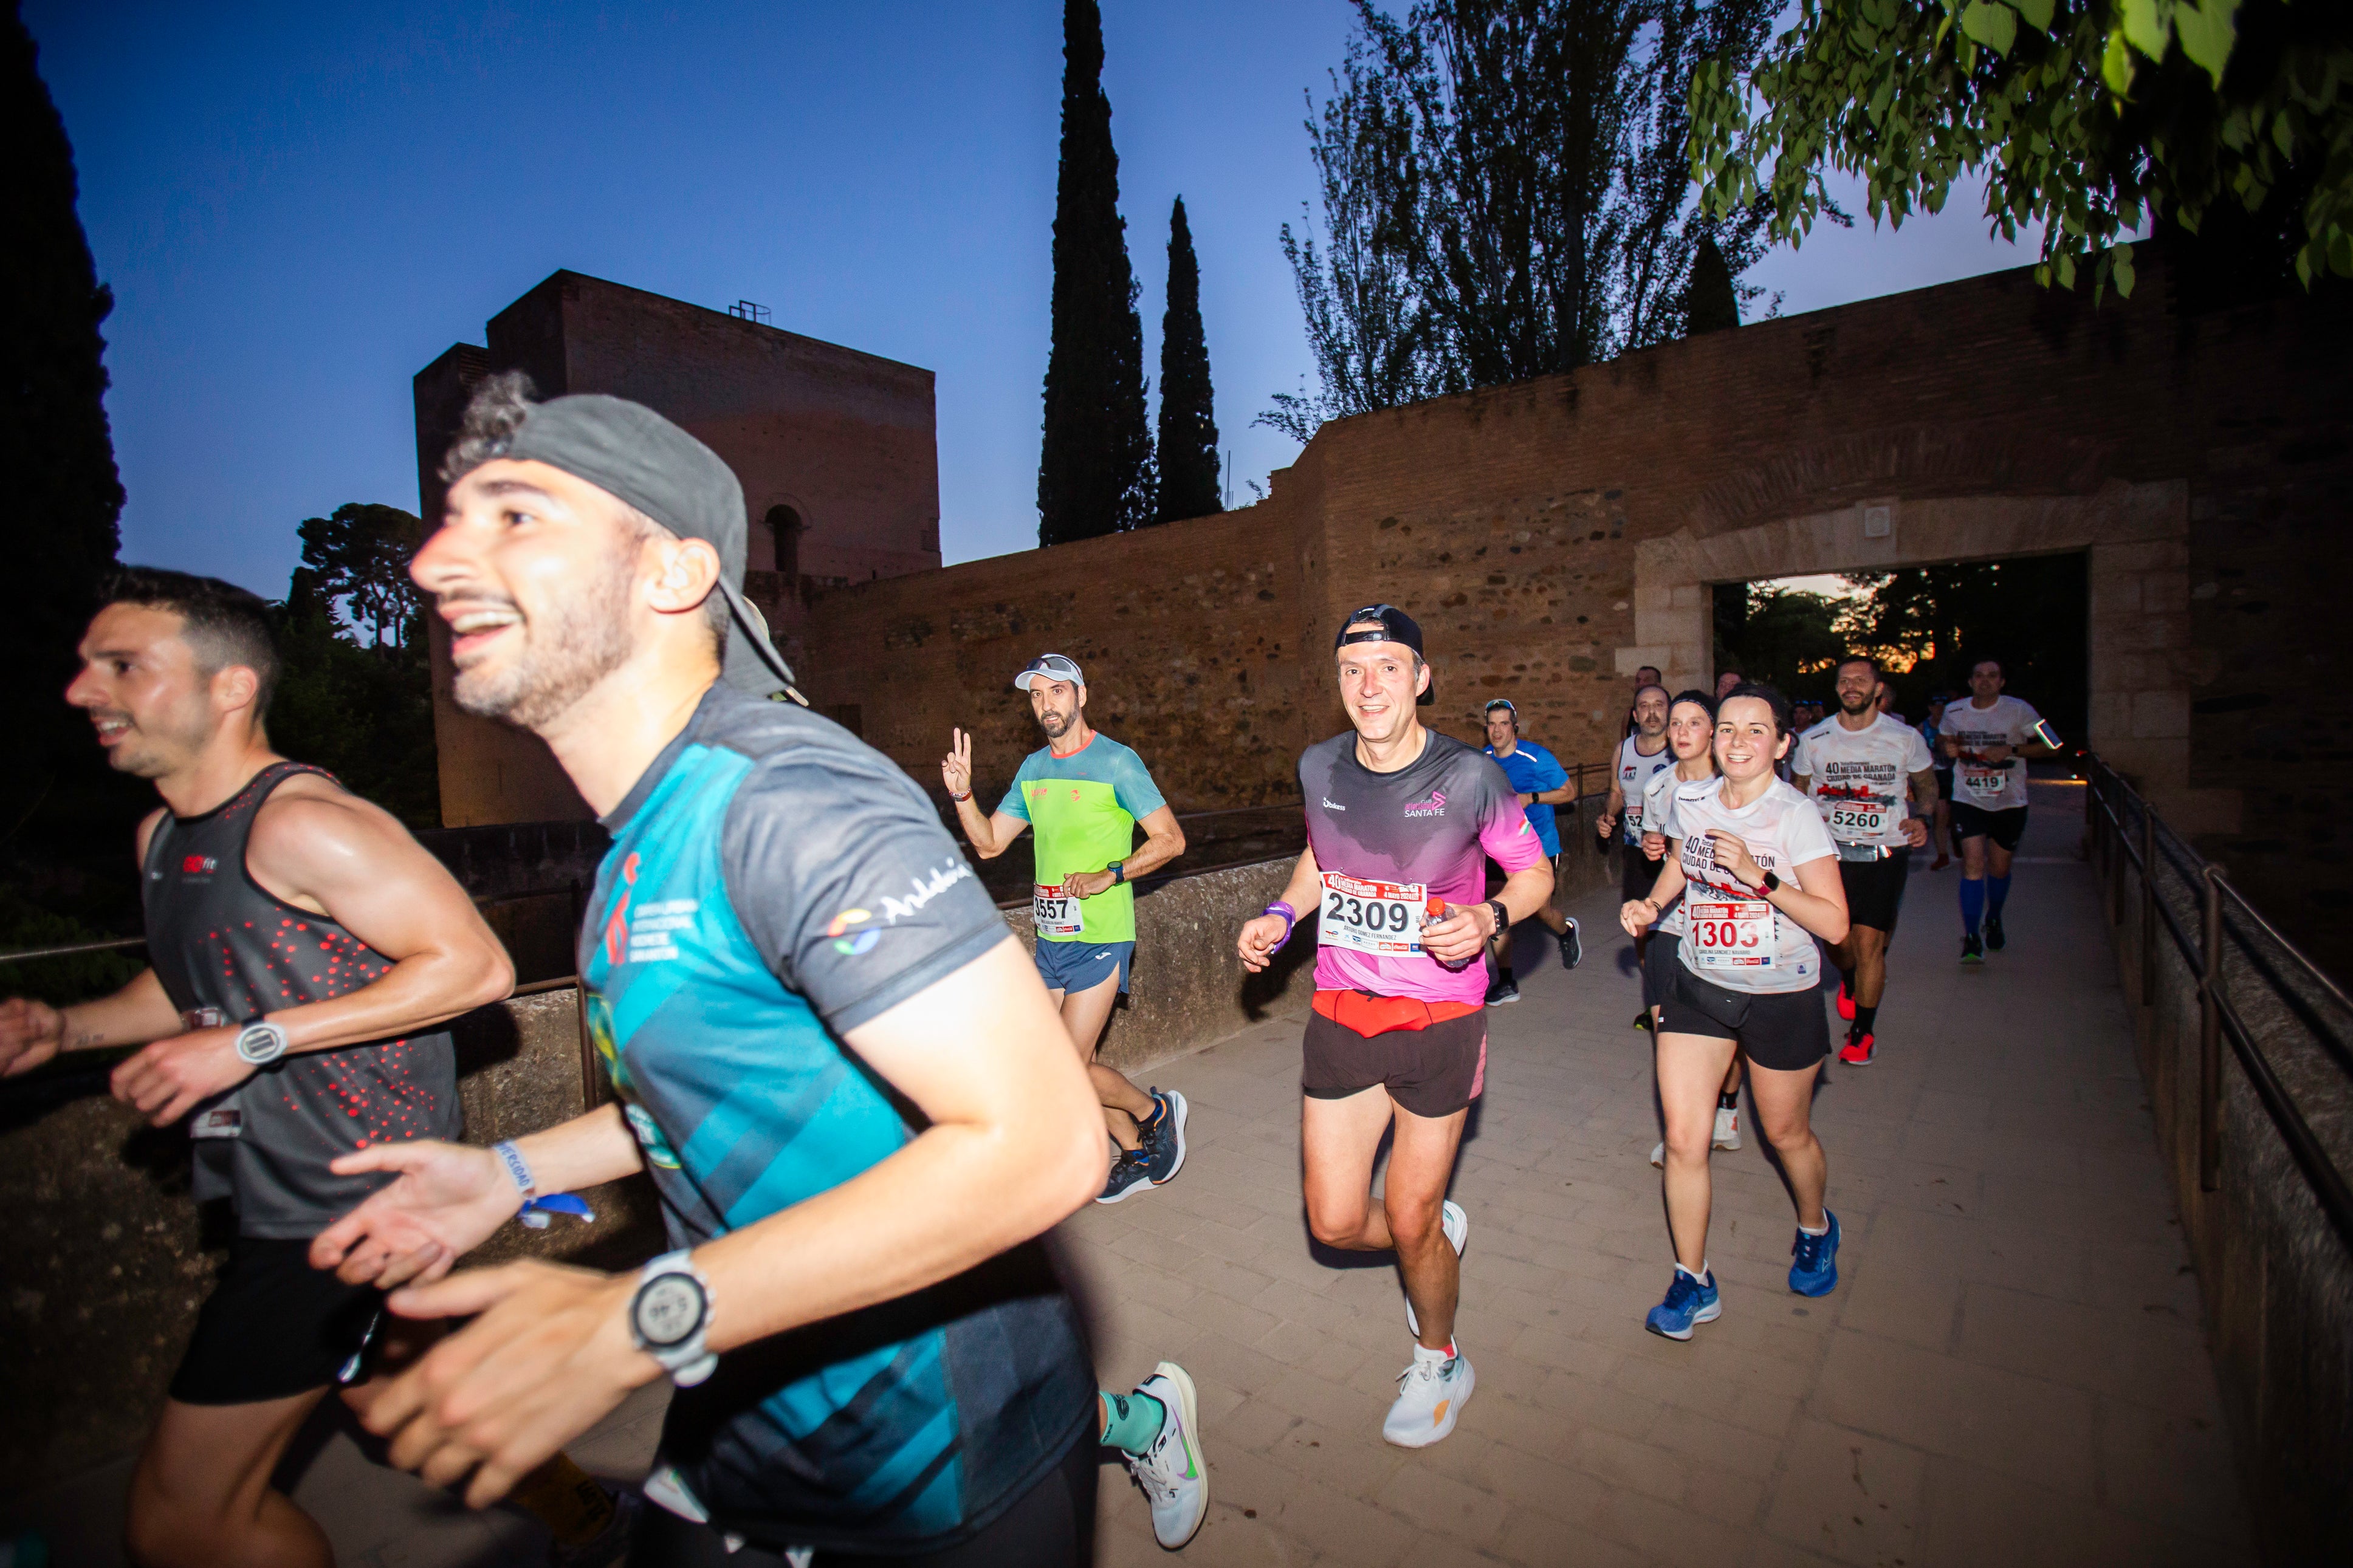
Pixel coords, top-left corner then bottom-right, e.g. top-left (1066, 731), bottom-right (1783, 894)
top-left (1013, 653), bottom-right (1085, 691)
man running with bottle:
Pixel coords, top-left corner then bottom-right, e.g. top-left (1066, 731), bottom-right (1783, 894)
top-left (1939, 659), bottom-right (2057, 963)
top-left (1238, 604), bottom-right (1553, 1449)
top-left (944, 654), bottom-right (1190, 1203)
top-left (1794, 655), bottom-right (1938, 1064)
top-left (1479, 697), bottom-right (1582, 1005)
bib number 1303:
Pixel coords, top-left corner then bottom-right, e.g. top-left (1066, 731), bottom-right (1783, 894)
top-left (1687, 899), bottom-right (1775, 970)
top-left (1317, 872), bottom-right (1427, 957)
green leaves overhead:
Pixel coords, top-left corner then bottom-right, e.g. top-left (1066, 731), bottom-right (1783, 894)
top-left (1688, 0), bottom-right (2353, 296)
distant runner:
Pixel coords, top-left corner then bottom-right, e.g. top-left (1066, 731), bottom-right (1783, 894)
top-left (1480, 697), bottom-right (1582, 1005)
top-left (1918, 692), bottom-right (1956, 870)
top-left (1640, 691), bottom-right (1742, 1166)
top-left (945, 654), bottom-right (1190, 1203)
top-left (1794, 656), bottom-right (1938, 1066)
top-left (1238, 604), bottom-right (1553, 1448)
top-left (1596, 684), bottom-right (1674, 1027)
top-left (1939, 659), bottom-right (2056, 963)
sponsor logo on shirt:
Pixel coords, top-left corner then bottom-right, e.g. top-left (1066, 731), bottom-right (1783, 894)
top-left (826, 908), bottom-right (881, 956)
top-left (1404, 789), bottom-right (1448, 819)
top-left (180, 854), bottom-right (216, 875)
top-left (1322, 797), bottom-right (1347, 812)
top-left (880, 860), bottom-right (977, 925)
top-left (623, 900), bottom-right (697, 964)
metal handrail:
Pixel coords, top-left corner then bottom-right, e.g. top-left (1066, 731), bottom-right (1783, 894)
top-left (2087, 757), bottom-right (2353, 1247)
top-left (0, 936), bottom-right (146, 966)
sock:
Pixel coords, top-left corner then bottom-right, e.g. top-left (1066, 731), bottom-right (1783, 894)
top-left (1717, 1089), bottom-right (1739, 1111)
top-left (1414, 1338), bottom-right (1457, 1364)
top-left (1498, 966), bottom-right (1514, 985)
top-left (1098, 1389), bottom-right (1167, 1455)
top-left (1676, 1261), bottom-right (1711, 1282)
top-left (1838, 966), bottom-right (1855, 998)
top-left (504, 1453), bottom-right (617, 1547)
top-left (1959, 877), bottom-right (1986, 936)
top-left (1798, 1217), bottom-right (1830, 1236)
top-left (1987, 874), bottom-right (2012, 916)
top-left (1852, 1004), bottom-right (1877, 1038)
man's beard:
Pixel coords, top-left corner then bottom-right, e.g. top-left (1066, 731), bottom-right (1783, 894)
top-left (450, 559), bottom-right (636, 730)
top-left (1037, 709), bottom-right (1073, 739)
top-left (1839, 691), bottom-right (1875, 716)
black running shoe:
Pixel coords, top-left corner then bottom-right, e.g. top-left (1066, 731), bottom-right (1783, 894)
top-left (1140, 1088), bottom-right (1189, 1185)
top-left (1633, 1008), bottom-right (1654, 1032)
top-left (1486, 974), bottom-right (1520, 1006)
top-left (1961, 933), bottom-right (1985, 965)
top-left (1984, 913), bottom-right (2006, 951)
top-left (1557, 917), bottom-right (1582, 971)
top-left (1097, 1149), bottom-right (1156, 1204)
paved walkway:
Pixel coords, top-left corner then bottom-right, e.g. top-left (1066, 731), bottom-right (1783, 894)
top-left (8, 785), bottom-right (2254, 1566)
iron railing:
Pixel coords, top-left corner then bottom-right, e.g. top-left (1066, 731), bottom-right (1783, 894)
top-left (2086, 756), bottom-right (2353, 1247)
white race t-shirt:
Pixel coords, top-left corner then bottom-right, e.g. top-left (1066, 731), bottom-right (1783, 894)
top-left (1615, 734), bottom-right (1675, 843)
top-left (1663, 774), bottom-right (1838, 994)
top-left (1796, 713), bottom-right (1936, 847)
top-left (1641, 764), bottom-right (1708, 933)
top-left (1942, 694), bottom-right (2042, 811)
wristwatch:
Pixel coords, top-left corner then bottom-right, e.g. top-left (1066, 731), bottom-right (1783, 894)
top-left (1759, 871), bottom-right (1782, 895)
top-left (630, 1250), bottom-right (718, 1386)
top-left (1485, 899), bottom-right (1510, 936)
top-left (234, 1018), bottom-right (290, 1066)
top-left (1107, 861), bottom-right (1127, 886)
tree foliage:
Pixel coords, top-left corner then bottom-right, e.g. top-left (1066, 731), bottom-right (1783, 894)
top-left (1155, 197), bottom-right (1222, 523)
top-left (1039, 0), bottom-right (1155, 544)
top-left (1265, 0), bottom-right (1779, 441)
top-left (268, 504), bottom-right (439, 828)
top-left (1685, 232), bottom-right (1742, 328)
top-left (1689, 0), bottom-right (2353, 298)
top-left (1712, 581), bottom-right (1851, 690)
top-left (1836, 553), bottom-right (2090, 739)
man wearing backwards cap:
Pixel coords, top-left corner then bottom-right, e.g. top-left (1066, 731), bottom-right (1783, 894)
top-left (307, 375), bottom-right (1214, 1559)
top-left (1237, 605), bottom-right (1553, 1450)
top-left (942, 654), bottom-right (1192, 1205)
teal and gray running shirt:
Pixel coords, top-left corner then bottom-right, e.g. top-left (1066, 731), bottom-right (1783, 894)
top-left (580, 685), bottom-right (1093, 1553)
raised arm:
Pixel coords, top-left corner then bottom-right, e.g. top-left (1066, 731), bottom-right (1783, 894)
top-left (941, 727), bottom-right (1029, 859)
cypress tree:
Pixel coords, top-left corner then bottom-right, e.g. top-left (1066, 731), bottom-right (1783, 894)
top-left (1037, 0), bottom-right (1153, 546)
top-left (1685, 235), bottom-right (1740, 334)
top-left (1154, 196), bottom-right (1220, 523)
top-left (2, 0), bottom-right (127, 870)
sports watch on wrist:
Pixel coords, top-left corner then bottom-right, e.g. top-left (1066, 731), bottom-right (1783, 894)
top-left (1759, 871), bottom-right (1782, 895)
top-left (630, 1250), bottom-right (718, 1386)
top-left (1485, 899), bottom-right (1510, 937)
top-left (1107, 860), bottom-right (1127, 886)
top-left (234, 1018), bottom-right (290, 1066)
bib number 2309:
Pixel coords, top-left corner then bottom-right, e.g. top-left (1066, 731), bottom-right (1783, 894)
top-left (1031, 885), bottom-right (1084, 939)
top-left (1688, 898), bottom-right (1774, 970)
top-left (1317, 873), bottom-right (1426, 957)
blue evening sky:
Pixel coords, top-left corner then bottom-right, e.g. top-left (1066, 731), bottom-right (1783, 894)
top-left (28, 1), bottom-right (2041, 595)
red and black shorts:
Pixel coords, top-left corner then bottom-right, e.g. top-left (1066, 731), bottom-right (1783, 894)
top-left (1302, 991), bottom-right (1488, 1118)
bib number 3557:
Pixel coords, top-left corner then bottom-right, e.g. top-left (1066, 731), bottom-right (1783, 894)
top-left (1688, 899), bottom-right (1775, 970)
top-left (1317, 872), bottom-right (1426, 957)
top-left (1031, 885), bottom-right (1084, 939)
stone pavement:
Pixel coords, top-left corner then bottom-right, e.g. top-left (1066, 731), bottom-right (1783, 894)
top-left (5, 784), bottom-right (2255, 1566)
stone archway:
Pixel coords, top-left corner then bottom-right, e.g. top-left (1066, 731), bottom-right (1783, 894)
top-left (1618, 478), bottom-right (2237, 832)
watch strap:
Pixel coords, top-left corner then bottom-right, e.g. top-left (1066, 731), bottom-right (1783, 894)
top-left (631, 1250), bottom-right (718, 1387)
top-left (1486, 899), bottom-right (1510, 936)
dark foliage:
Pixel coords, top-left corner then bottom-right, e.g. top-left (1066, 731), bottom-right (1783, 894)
top-left (1839, 553), bottom-right (2090, 744)
top-left (1711, 582), bottom-right (1847, 694)
top-left (1685, 233), bottom-right (1739, 332)
top-left (1155, 197), bottom-right (1222, 523)
top-left (1038, 0), bottom-right (1155, 545)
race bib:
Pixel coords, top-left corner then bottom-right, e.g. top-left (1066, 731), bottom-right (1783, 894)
top-left (1031, 884), bottom-right (1085, 939)
top-left (1824, 799), bottom-right (1893, 841)
top-left (1317, 872), bottom-right (1427, 957)
top-left (190, 1106), bottom-right (243, 1140)
top-left (1962, 765), bottom-right (2009, 799)
top-left (1622, 800), bottom-right (1644, 843)
top-left (1687, 897), bottom-right (1776, 970)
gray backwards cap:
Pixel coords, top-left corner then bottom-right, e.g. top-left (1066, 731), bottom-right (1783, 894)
top-left (483, 393), bottom-right (802, 701)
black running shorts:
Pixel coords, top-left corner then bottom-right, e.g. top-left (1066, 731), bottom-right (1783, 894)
top-left (1640, 922), bottom-right (1681, 1012)
top-left (1837, 847), bottom-right (1912, 933)
top-left (169, 1236), bottom-right (383, 1405)
top-left (1949, 803), bottom-right (2028, 851)
top-left (1657, 948), bottom-right (1830, 1072)
top-left (1302, 1007), bottom-right (1488, 1118)
top-left (1621, 844), bottom-right (1665, 905)
top-left (1934, 767), bottom-right (1954, 802)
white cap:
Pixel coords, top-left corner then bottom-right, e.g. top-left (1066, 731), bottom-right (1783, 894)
top-left (1013, 653), bottom-right (1085, 691)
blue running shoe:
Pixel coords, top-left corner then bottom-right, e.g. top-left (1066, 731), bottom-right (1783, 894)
top-left (1139, 1087), bottom-right (1189, 1186)
top-left (1644, 1268), bottom-right (1721, 1341)
top-left (1097, 1148), bottom-right (1155, 1205)
top-left (1788, 1212), bottom-right (1841, 1296)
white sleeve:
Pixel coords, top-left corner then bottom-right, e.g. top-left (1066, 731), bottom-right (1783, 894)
top-left (2013, 700), bottom-right (2044, 744)
top-left (1901, 725), bottom-right (1935, 774)
top-left (1782, 798), bottom-right (1839, 868)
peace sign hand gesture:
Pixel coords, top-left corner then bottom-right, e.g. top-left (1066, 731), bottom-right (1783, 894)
top-left (942, 728), bottom-right (975, 800)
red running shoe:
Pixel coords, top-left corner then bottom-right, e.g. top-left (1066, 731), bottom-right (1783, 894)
top-left (1838, 1031), bottom-right (1877, 1066)
top-left (1835, 976), bottom-right (1856, 1022)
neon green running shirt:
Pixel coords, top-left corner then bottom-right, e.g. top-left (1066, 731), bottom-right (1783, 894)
top-left (997, 733), bottom-right (1167, 943)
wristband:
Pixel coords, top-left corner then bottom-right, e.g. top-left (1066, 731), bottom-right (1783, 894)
top-left (950, 789), bottom-right (973, 802)
top-left (492, 1140), bottom-right (536, 1203)
top-left (1264, 901), bottom-right (1297, 951)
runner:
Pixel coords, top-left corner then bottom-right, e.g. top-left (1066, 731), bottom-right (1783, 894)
top-left (1237, 604), bottom-right (1552, 1448)
top-left (1793, 656), bottom-right (1938, 1066)
top-left (1620, 683), bottom-right (1850, 1340)
top-left (1624, 664), bottom-right (1662, 738)
top-left (1939, 659), bottom-right (2056, 963)
top-left (943, 656), bottom-right (1190, 1203)
top-left (1596, 684), bottom-right (1674, 1027)
top-left (0, 569), bottom-right (644, 1568)
top-left (1714, 668), bottom-right (1745, 702)
top-left (1920, 692), bottom-right (1956, 870)
top-left (1480, 697), bottom-right (1582, 1005)
top-left (309, 383), bottom-right (1209, 1558)
top-left (1639, 691), bottom-right (1742, 1166)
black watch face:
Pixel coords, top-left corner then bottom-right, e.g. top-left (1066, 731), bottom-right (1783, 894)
top-left (635, 1274), bottom-right (706, 1348)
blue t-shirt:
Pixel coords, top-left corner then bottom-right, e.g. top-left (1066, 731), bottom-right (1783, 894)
top-left (1483, 738), bottom-right (1570, 856)
top-left (580, 685), bottom-right (1092, 1553)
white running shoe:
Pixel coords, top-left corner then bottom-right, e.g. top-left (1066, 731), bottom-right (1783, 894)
top-left (1713, 1104), bottom-right (1742, 1151)
top-left (1383, 1347), bottom-right (1474, 1448)
top-left (1121, 1361), bottom-right (1208, 1550)
top-left (1403, 1199), bottom-right (1468, 1337)
top-left (1650, 1140), bottom-right (1666, 1168)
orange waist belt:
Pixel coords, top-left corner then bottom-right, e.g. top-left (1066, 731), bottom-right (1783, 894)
top-left (1312, 989), bottom-right (1482, 1038)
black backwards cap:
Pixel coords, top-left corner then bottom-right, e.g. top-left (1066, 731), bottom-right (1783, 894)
top-left (459, 393), bottom-right (803, 703)
top-left (1335, 603), bottom-right (1434, 706)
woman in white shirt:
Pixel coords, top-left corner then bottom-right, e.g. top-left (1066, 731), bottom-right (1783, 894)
top-left (1640, 692), bottom-right (1743, 1167)
top-left (1620, 684), bottom-right (1850, 1340)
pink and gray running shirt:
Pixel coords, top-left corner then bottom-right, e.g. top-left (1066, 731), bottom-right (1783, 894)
top-left (1299, 729), bottom-right (1545, 1005)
